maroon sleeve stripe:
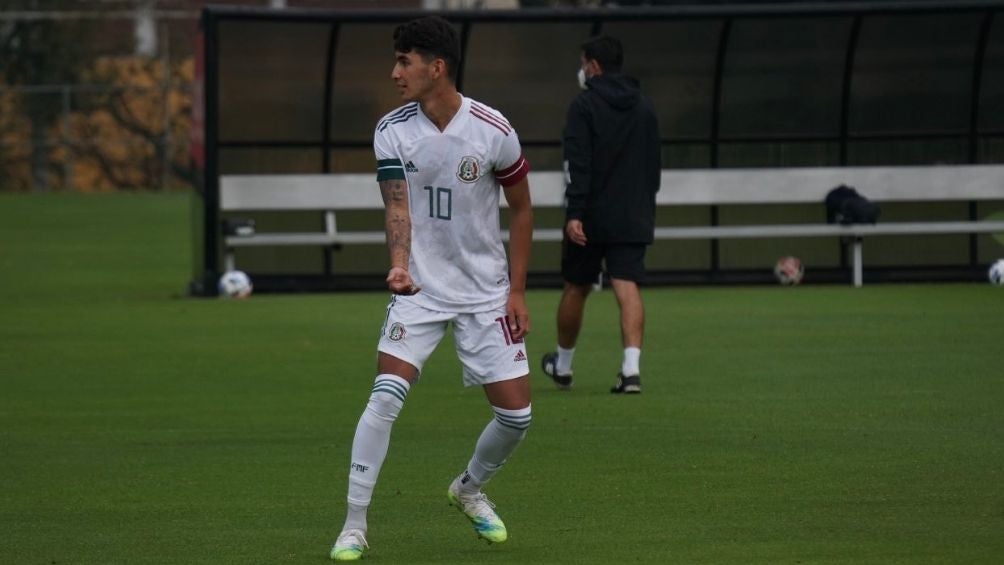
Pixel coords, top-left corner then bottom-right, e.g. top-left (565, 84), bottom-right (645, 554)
top-left (471, 102), bottom-right (512, 128)
top-left (495, 155), bottom-right (529, 187)
top-left (471, 107), bottom-right (511, 133)
top-left (472, 112), bottom-right (510, 135)
top-left (470, 107), bottom-right (512, 134)
top-left (471, 104), bottom-right (514, 129)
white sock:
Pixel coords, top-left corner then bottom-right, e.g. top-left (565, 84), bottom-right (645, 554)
top-left (343, 374), bottom-right (410, 532)
top-left (622, 347), bottom-right (641, 377)
top-left (460, 405), bottom-right (532, 494)
top-left (556, 346), bottom-right (575, 375)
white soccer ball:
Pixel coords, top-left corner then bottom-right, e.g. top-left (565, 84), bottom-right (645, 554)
top-left (218, 270), bottom-right (253, 298)
top-left (989, 259), bottom-right (1004, 286)
top-left (774, 256), bottom-right (804, 286)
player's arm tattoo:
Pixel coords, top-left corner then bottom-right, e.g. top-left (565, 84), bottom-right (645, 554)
top-left (379, 179), bottom-right (411, 269)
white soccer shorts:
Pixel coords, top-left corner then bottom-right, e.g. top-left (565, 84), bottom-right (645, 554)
top-left (377, 296), bottom-right (529, 386)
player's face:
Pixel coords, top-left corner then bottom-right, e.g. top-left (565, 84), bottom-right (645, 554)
top-left (391, 50), bottom-right (435, 102)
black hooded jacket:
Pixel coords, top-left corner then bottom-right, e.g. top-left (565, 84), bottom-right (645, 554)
top-left (562, 73), bottom-right (661, 244)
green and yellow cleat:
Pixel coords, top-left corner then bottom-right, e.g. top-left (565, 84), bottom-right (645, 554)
top-left (447, 474), bottom-right (508, 543)
top-left (330, 528), bottom-right (368, 561)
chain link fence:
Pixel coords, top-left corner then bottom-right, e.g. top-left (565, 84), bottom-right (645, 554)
top-left (1, 2), bottom-right (201, 191)
top-left (1, 79), bottom-right (194, 192)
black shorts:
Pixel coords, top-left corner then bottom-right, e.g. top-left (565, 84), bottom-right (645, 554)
top-left (561, 240), bottom-right (647, 285)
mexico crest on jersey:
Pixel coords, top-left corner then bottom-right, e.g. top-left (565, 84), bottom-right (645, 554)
top-left (457, 156), bottom-right (481, 183)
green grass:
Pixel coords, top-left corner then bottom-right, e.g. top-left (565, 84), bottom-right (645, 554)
top-left (1, 192), bottom-right (1003, 564)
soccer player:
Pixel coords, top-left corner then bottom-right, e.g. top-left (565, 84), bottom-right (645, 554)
top-left (541, 35), bottom-right (661, 394)
top-left (330, 16), bottom-right (533, 562)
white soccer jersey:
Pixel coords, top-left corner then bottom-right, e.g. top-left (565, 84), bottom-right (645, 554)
top-left (374, 96), bottom-right (530, 313)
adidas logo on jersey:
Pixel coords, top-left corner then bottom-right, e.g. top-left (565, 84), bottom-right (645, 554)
top-left (513, 350), bottom-right (526, 363)
top-left (405, 160), bottom-right (418, 173)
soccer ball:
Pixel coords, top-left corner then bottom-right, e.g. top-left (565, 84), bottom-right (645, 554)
top-left (773, 256), bottom-right (804, 286)
top-left (218, 270), bottom-right (253, 298)
top-left (989, 259), bottom-right (1004, 286)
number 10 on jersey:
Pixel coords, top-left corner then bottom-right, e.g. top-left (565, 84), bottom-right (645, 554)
top-left (423, 185), bottom-right (452, 220)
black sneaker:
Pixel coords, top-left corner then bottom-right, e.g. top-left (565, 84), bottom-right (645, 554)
top-left (540, 352), bottom-right (573, 390)
top-left (610, 373), bottom-right (641, 394)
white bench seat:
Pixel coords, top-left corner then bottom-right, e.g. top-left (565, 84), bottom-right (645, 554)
top-left (220, 165), bottom-right (1004, 287)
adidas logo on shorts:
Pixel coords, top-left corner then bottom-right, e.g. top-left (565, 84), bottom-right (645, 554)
top-left (513, 350), bottom-right (526, 363)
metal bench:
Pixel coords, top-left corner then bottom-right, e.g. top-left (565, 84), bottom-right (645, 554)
top-left (221, 165), bottom-right (1004, 287)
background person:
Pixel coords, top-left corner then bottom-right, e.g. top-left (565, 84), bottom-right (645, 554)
top-left (541, 35), bottom-right (660, 394)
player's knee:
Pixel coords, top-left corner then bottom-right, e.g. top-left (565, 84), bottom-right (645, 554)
top-left (366, 390), bottom-right (405, 422)
top-left (364, 375), bottom-right (410, 423)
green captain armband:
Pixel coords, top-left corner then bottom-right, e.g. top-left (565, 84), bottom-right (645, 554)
top-left (376, 158), bottom-right (406, 181)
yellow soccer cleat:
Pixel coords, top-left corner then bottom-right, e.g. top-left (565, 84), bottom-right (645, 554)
top-left (330, 528), bottom-right (368, 561)
top-left (448, 475), bottom-right (508, 543)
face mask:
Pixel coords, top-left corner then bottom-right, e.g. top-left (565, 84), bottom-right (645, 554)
top-left (577, 67), bottom-right (587, 90)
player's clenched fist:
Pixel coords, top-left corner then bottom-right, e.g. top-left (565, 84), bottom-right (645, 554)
top-left (386, 266), bottom-right (420, 295)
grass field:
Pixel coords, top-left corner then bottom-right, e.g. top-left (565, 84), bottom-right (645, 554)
top-left (2, 192), bottom-right (1003, 564)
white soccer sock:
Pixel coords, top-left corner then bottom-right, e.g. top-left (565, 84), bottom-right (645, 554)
top-left (342, 374), bottom-right (410, 532)
top-left (556, 346), bottom-right (575, 375)
top-left (622, 347), bottom-right (641, 377)
top-left (461, 405), bottom-right (532, 494)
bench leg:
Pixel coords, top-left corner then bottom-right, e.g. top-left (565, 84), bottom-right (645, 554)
top-left (852, 238), bottom-right (863, 288)
top-left (225, 250), bottom-right (236, 272)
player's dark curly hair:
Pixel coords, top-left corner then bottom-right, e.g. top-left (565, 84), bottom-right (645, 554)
top-left (393, 16), bottom-right (461, 83)
top-left (582, 35), bottom-right (623, 73)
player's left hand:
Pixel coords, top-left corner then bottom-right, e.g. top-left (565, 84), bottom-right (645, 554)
top-left (506, 291), bottom-right (530, 340)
